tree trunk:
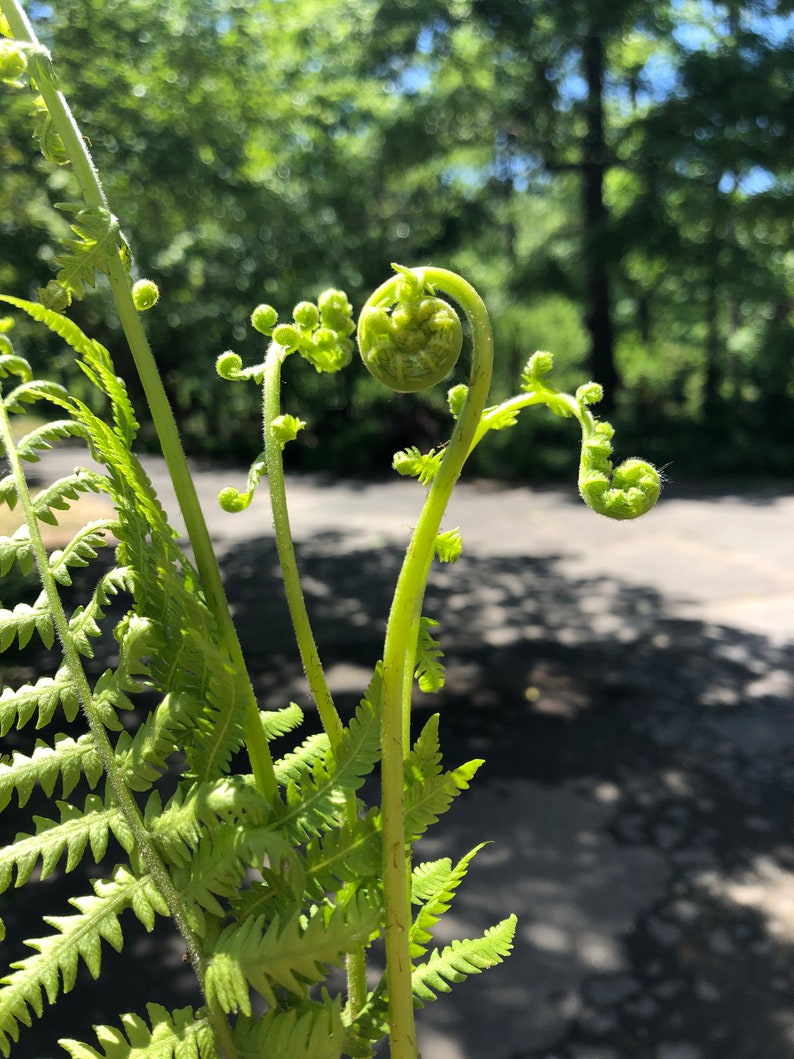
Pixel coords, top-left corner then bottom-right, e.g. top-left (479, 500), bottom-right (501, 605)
top-left (581, 26), bottom-right (618, 408)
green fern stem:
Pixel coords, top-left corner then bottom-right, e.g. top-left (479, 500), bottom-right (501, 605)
top-left (262, 341), bottom-right (344, 747)
top-left (0, 391), bottom-right (236, 1059)
top-left (1, 0), bottom-right (276, 800)
top-left (378, 268), bottom-right (494, 1059)
top-left (262, 342), bottom-right (371, 1021)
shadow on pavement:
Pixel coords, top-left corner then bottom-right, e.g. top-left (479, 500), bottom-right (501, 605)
top-left (2, 530), bottom-right (794, 1058)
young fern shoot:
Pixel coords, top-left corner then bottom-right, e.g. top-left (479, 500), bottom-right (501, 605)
top-left (0, 4), bottom-right (662, 1058)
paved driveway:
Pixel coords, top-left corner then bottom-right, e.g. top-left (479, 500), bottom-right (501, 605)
top-left (4, 451), bottom-right (794, 1059)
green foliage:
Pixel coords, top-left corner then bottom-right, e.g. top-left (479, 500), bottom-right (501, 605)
top-left (0, 7), bottom-right (663, 1059)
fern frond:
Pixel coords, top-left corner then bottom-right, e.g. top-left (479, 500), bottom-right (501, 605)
top-left (67, 568), bottom-right (131, 661)
top-left (0, 475), bottom-right (19, 512)
top-left (234, 1000), bottom-right (346, 1059)
top-left (414, 617), bottom-right (445, 693)
top-left (2, 379), bottom-right (72, 415)
top-left (0, 592), bottom-right (54, 651)
top-left (0, 733), bottom-right (102, 811)
top-left (410, 845), bottom-right (486, 959)
top-left (30, 470), bottom-right (107, 527)
top-left (0, 525), bottom-right (34, 578)
top-left (15, 419), bottom-right (87, 462)
top-left (0, 671), bottom-right (80, 735)
top-left (411, 858), bottom-right (452, 905)
top-left (0, 866), bottom-right (168, 1055)
top-left (277, 690), bottom-right (380, 842)
top-left (302, 808), bottom-right (382, 897)
top-left (48, 519), bottom-right (115, 587)
top-left (205, 889), bottom-right (381, 1014)
top-left (0, 353), bottom-right (33, 384)
top-left (0, 795), bottom-right (133, 892)
top-left (51, 204), bottom-right (121, 303)
top-left (404, 758), bottom-right (483, 843)
top-left (0, 297), bottom-right (137, 445)
top-left (411, 914), bottom-right (517, 1007)
top-left (260, 702), bottom-right (304, 741)
top-left (275, 733), bottom-right (330, 786)
top-left (148, 777), bottom-right (273, 868)
top-left (59, 1003), bottom-right (217, 1059)
top-left (404, 713), bottom-right (443, 783)
top-left (111, 697), bottom-right (188, 793)
top-left (175, 825), bottom-right (301, 916)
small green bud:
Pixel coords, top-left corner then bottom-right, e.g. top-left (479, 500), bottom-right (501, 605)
top-left (318, 289), bottom-right (355, 335)
top-left (447, 384), bottom-right (469, 419)
top-left (216, 350), bottom-right (243, 380)
top-left (576, 382), bottom-right (603, 407)
top-left (131, 278), bottom-right (159, 311)
top-left (293, 301), bottom-right (319, 330)
top-left (271, 413), bottom-right (306, 449)
top-left (218, 486), bottom-right (250, 513)
top-left (251, 303), bottom-right (278, 335)
top-left (435, 528), bottom-right (463, 563)
top-left (358, 273), bottom-right (463, 393)
top-left (524, 350), bottom-right (554, 380)
top-left (272, 323), bottom-right (301, 351)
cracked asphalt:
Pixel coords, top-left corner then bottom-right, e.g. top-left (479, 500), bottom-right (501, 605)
top-left (3, 450), bottom-right (794, 1059)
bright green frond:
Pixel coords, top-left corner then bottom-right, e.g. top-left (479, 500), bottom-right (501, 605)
top-left (48, 520), bottom-right (115, 587)
top-left (260, 702), bottom-right (304, 741)
top-left (303, 808), bottom-right (382, 896)
top-left (0, 733), bottom-right (102, 811)
top-left (404, 713), bottom-right (443, 783)
top-left (0, 525), bottom-right (34, 578)
top-left (30, 471), bottom-right (107, 528)
top-left (410, 845), bottom-right (486, 959)
top-left (0, 867), bottom-right (167, 1055)
top-left (233, 1000), bottom-right (346, 1059)
top-left (278, 692), bottom-right (380, 842)
top-left (0, 593), bottom-right (55, 651)
top-left (59, 1004), bottom-right (217, 1059)
top-left (51, 204), bottom-right (122, 303)
top-left (0, 795), bottom-right (132, 892)
top-left (411, 914), bottom-right (517, 1007)
top-left (15, 419), bottom-right (87, 462)
top-left (0, 672), bottom-right (80, 736)
top-left (404, 758), bottom-right (483, 843)
top-left (414, 617), bottom-right (445, 693)
top-left (205, 889), bottom-right (380, 1014)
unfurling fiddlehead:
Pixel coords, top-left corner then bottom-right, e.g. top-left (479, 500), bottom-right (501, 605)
top-left (358, 264), bottom-right (463, 392)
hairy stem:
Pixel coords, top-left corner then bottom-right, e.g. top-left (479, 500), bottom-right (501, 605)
top-left (262, 342), bottom-right (344, 747)
top-left (262, 344), bottom-right (372, 1017)
top-left (379, 268), bottom-right (494, 1059)
top-left (0, 391), bottom-right (236, 1059)
top-left (1, 0), bottom-right (276, 799)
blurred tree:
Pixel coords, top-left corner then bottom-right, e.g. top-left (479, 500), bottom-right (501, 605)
top-left (1, 0), bottom-right (792, 474)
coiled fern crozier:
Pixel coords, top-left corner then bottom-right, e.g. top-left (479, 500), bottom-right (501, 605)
top-left (0, 4), bottom-right (661, 1057)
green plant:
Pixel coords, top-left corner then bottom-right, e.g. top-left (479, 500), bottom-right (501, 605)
top-left (0, 4), bottom-right (661, 1057)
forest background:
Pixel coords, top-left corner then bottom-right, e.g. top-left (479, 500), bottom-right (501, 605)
top-left (1, 0), bottom-right (793, 482)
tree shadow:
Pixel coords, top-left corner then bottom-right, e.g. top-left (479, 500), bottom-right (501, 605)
top-left (2, 529), bottom-right (794, 1058)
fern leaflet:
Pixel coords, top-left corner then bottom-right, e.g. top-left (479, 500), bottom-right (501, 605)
top-left (411, 915), bottom-right (518, 1007)
top-left (0, 866), bottom-right (169, 1055)
top-left (59, 1004), bottom-right (217, 1059)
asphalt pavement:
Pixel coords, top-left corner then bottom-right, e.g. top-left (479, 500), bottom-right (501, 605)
top-left (6, 451), bottom-right (794, 1059)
